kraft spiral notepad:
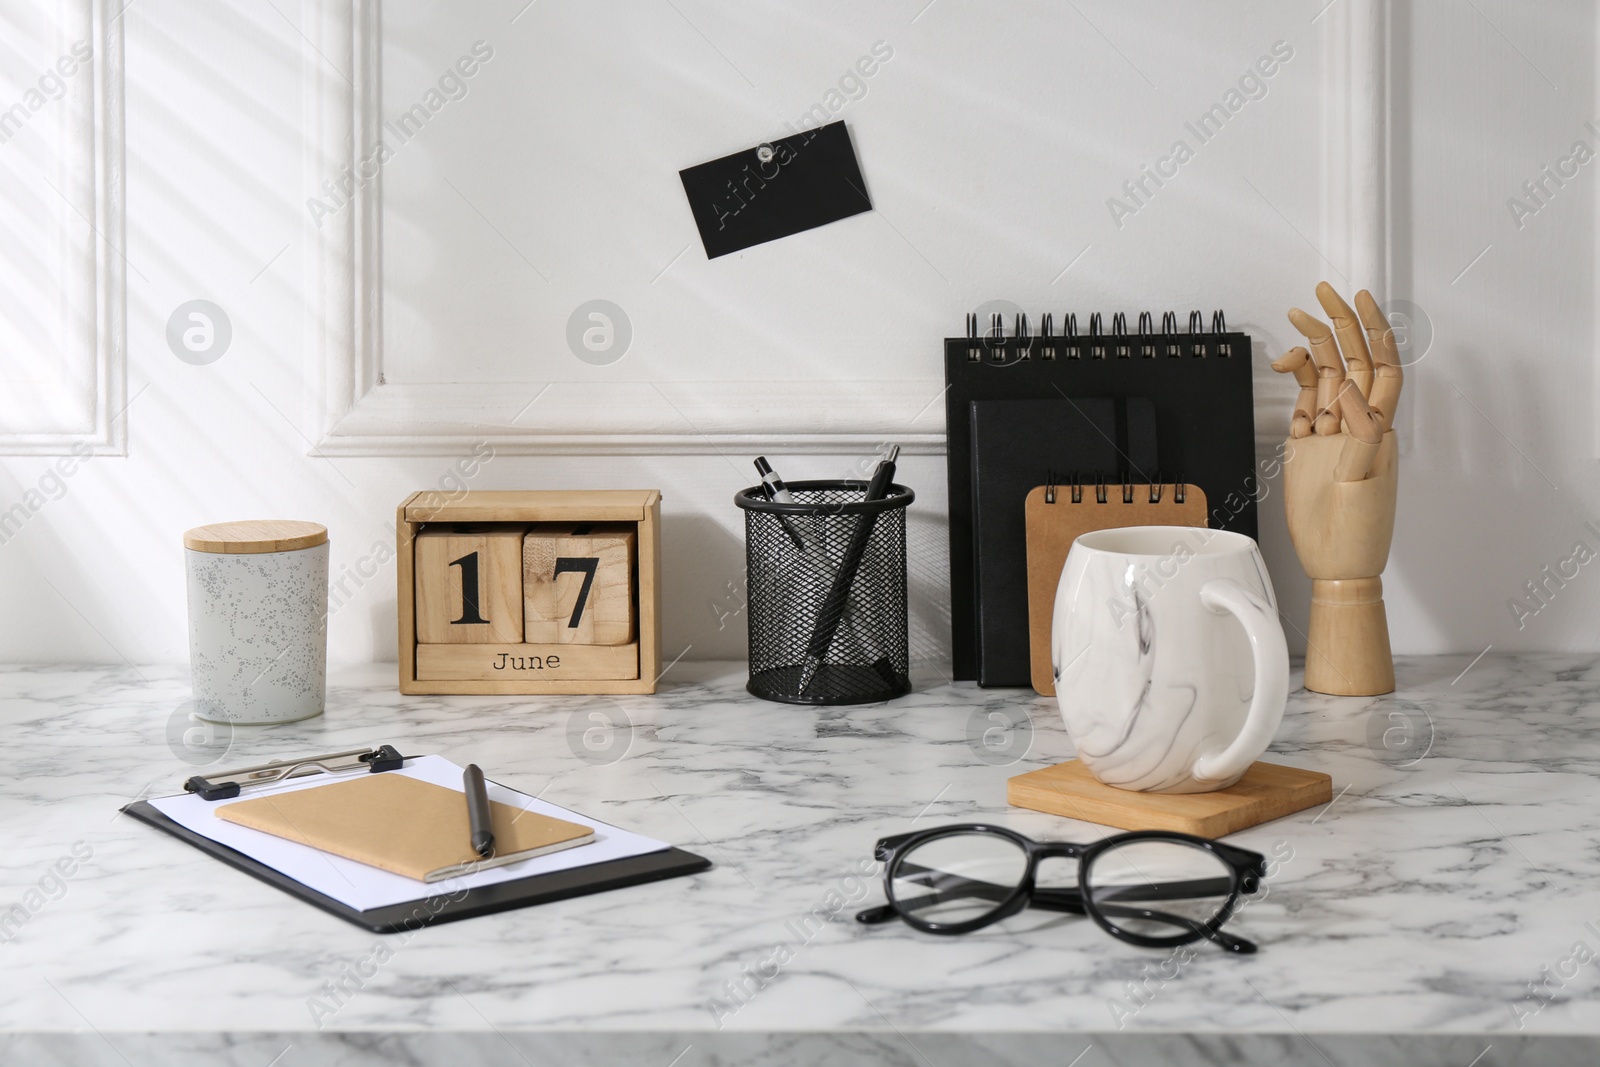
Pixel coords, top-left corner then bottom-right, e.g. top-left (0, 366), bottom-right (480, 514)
top-left (946, 309), bottom-right (1255, 681)
top-left (1024, 479), bottom-right (1209, 696)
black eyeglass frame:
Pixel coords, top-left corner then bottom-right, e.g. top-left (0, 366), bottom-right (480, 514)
top-left (856, 823), bottom-right (1268, 953)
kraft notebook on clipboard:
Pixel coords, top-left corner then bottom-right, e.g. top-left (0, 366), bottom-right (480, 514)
top-left (970, 396), bottom-right (1156, 687)
top-left (216, 773), bottom-right (596, 883)
top-left (121, 745), bottom-right (710, 932)
top-left (945, 309), bottom-right (1256, 682)
top-left (1024, 478), bottom-right (1209, 696)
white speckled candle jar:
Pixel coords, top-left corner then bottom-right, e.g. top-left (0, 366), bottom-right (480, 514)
top-left (183, 520), bottom-right (329, 724)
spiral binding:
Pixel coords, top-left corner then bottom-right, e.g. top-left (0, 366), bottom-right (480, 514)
top-left (1041, 469), bottom-right (1188, 506)
top-left (963, 309), bottom-right (1235, 362)
top-left (1213, 310), bottom-right (1233, 356)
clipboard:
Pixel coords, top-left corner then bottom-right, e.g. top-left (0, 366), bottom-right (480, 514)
top-left (121, 745), bottom-right (710, 933)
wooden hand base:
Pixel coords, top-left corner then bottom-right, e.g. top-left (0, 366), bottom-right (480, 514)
top-left (1305, 577), bottom-right (1395, 696)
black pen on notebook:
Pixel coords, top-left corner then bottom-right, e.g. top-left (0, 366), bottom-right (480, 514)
top-left (464, 764), bottom-right (494, 857)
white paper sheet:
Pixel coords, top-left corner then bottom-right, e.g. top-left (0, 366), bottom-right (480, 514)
top-left (148, 755), bottom-right (670, 912)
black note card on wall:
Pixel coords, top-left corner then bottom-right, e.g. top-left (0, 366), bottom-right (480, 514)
top-left (679, 121), bottom-right (872, 258)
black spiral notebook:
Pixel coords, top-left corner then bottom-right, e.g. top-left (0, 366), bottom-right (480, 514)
top-left (946, 310), bottom-right (1256, 683)
top-left (971, 397), bottom-right (1157, 687)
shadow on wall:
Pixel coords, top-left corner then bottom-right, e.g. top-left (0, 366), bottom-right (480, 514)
top-left (907, 504), bottom-right (953, 681)
top-left (1376, 0), bottom-right (1590, 655)
top-left (369, 595), bottom-right (397, 667)
top-left (661, 511), bottom-right (746, 665)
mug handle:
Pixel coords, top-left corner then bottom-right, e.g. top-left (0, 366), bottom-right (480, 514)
top-left (1191, 578), bottom-right (1290, 785)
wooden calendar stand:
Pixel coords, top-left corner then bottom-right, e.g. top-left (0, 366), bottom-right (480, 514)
top-left (397, 490), bottom-right (661, 695)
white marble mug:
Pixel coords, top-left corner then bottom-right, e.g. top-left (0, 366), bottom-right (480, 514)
top-left (1051, 526), bottom-right (1289, 793)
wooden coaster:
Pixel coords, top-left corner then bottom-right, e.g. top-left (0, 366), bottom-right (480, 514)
top-left (1007, 760), bottom-right (1333, 837)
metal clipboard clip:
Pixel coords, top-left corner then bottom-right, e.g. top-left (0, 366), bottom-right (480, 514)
top-left (184, 744), bottom-right (406, 801)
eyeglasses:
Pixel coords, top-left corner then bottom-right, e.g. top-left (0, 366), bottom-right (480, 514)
top-left (855, 824), bottom-right (1267, 953)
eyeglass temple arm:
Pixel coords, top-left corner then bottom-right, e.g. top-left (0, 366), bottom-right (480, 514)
top-left (1030, 883), bottom-right (1257, 953)
top-left (864, 871), bottom-right (1239, 913)
top-left (858, 863), bottom-right (1258, 952)
top-left (1083, 876), bottom-right (1238, 902)
top-left (1090, 899), bottom-right (1257, 954)
top-left (859, 893), bottom-right (1255, 952)
top-left (1027, 887), bottom-right (1087, 913)
top-left (1075, 877), bottom-right (1256, 952)
top-left (1029, 875), bottom-right (1233, 909)
top-left (855, 864), bottom-right (1015, 924)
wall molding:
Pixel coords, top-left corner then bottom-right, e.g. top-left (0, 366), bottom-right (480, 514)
top-left (0, 0), bottom-right (126, 456)
top-left (308, 0), bottom-right (1388, 458)
top-left (1238, 0), bottom-right (1392, 459)
top-left (1322, 0), bottom-right (1389, 301)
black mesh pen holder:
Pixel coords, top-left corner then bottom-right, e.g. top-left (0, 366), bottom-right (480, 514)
top-left (735, 480), bottom-right (914, 706)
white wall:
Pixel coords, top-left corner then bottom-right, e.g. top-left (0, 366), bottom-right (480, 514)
top-left (0, 0), bottom-right (1590, 671)
top-left (1383, 0), bottom-right (1600, 656)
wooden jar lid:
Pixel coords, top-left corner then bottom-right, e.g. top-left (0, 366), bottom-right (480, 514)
top-left (184, 520), bottom-right (328, 554)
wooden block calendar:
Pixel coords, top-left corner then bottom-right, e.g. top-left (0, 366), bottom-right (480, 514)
top-left (398, 490), bottom-right (661, 695)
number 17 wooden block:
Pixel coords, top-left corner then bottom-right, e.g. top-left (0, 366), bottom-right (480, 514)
top-left (414, 525), bottom-right (527, 644)
top-left (524, 523), bottom-right (636, 645)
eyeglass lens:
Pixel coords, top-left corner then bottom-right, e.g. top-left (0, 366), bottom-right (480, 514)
top-left (1083, 840), bottom-right (1236, 940)
top-left (889, 832), bottom-right (1028, 925)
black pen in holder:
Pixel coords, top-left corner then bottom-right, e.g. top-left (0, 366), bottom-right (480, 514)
top-left (734, 479), bottom-right (914, 705)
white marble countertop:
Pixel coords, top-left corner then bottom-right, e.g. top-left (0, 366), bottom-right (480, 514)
top-left (3, 655), bottom-right (1600, 1066)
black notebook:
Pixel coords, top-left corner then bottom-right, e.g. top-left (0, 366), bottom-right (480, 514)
top-left (970, 397), bottom-right (1157, 687)
top-left (946, 310), bottom-right (1256, 681)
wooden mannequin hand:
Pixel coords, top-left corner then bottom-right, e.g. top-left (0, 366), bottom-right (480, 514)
top-left (1278, 433), bottom-right (1397, 578)
top-left (1271, 283), bottom-right (1402, 695)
